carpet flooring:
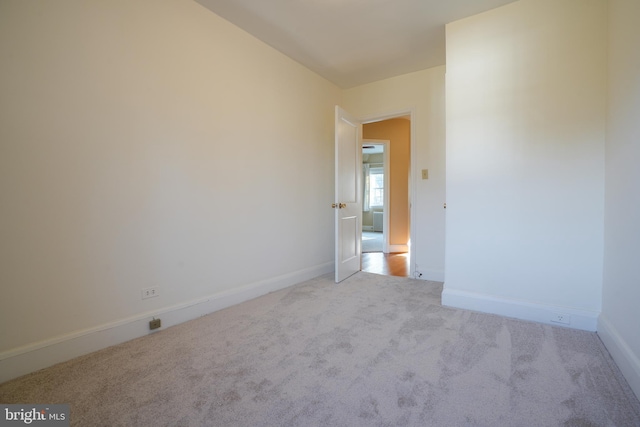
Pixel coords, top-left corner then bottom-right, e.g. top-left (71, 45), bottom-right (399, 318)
top-left (362, 231), bottom-right (383, 253)
top-left (1, 272), bottom-right (639, 426)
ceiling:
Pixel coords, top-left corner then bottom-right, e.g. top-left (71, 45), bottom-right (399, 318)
top-left (195, 0), bottom-right (518, 88)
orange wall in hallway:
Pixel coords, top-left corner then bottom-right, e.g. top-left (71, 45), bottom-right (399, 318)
top-left (363, 118), bottom-right (410, 247)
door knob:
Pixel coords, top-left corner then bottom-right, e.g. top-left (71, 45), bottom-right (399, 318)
top-left (339, 203), bottom-right (346, 209)
top-left (332, 203), bottom-right (338, 208)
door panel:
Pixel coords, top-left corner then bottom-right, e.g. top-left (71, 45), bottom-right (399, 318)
top-left (338, 119), bottom-right (358, 203)
top-left (335, 106), bottom-right (362, 283)
top-left (341, 215), bottom-right (358, 260)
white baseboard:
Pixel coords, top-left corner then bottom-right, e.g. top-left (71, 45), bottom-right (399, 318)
top-left (597, 315), bottom-right (640, 401)
top-left (362, 226), bottom-right (374, 231)
top-left (413, 269), bottom-right (445, 282)
top-left (389, 244), bottom-right (409, 253)
top-left (0, 262), bottom-right (333, 384)
top-left (441, 287), bottom-right (599, 332)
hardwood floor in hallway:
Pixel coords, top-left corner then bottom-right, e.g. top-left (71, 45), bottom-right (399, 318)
top-left (361, 252), bottom-right (409, 277)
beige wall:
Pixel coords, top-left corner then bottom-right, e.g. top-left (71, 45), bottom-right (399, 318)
top-left (363, 120), bottom-right (411, 246)
top-left (362, 210), bottom-right (376, 228)
top-left (0, 0), bottom-right (340, 376)
top-left (444, 0), bottom-right (606, 329)
top-left (601, 0), bottom-right (640, 400)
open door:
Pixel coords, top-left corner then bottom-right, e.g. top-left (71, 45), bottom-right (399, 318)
top-left (334, 106), bottom-right (362, 283)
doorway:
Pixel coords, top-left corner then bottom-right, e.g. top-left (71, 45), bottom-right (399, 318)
top-left (359, 116), bottom-right (412, 277)
top-left (362, 140), bottom-right (389, 254)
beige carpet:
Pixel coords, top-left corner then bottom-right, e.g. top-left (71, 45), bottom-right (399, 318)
top-left (2, 272), bottom-right (640, 426)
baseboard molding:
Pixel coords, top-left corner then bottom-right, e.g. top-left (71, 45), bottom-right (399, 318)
top-left (389, 244), bottom-right (409, 253)
top-left (413, 269), bottom-right (445, 282)
top-left (362, 226), bottom-right (374, 231)
top-left (0, 262), bottom-right (333, 384)
top-left (597, 315), bottom-right (640, 401)
top-left (441, 287), bottom-right (599, 332)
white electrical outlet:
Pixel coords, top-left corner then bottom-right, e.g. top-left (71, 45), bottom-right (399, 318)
top-left (551, 313), bottom-right (571, 325)
top-left (141, 287), bottom-right (159, 300)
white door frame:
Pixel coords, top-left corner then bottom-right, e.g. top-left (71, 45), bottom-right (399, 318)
top-left (362, 139), bottom-right (390, 253)
top-left (359, 109), bottom-right (416, 277)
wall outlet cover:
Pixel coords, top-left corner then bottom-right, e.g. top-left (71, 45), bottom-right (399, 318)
top-left (551, 313), bottom-right (571, 325)
top-left (149, 318), bottom-right (161, 330)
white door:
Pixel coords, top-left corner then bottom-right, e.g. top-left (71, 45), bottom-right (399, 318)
top-left (334, 106), bottom-right (362, 283)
